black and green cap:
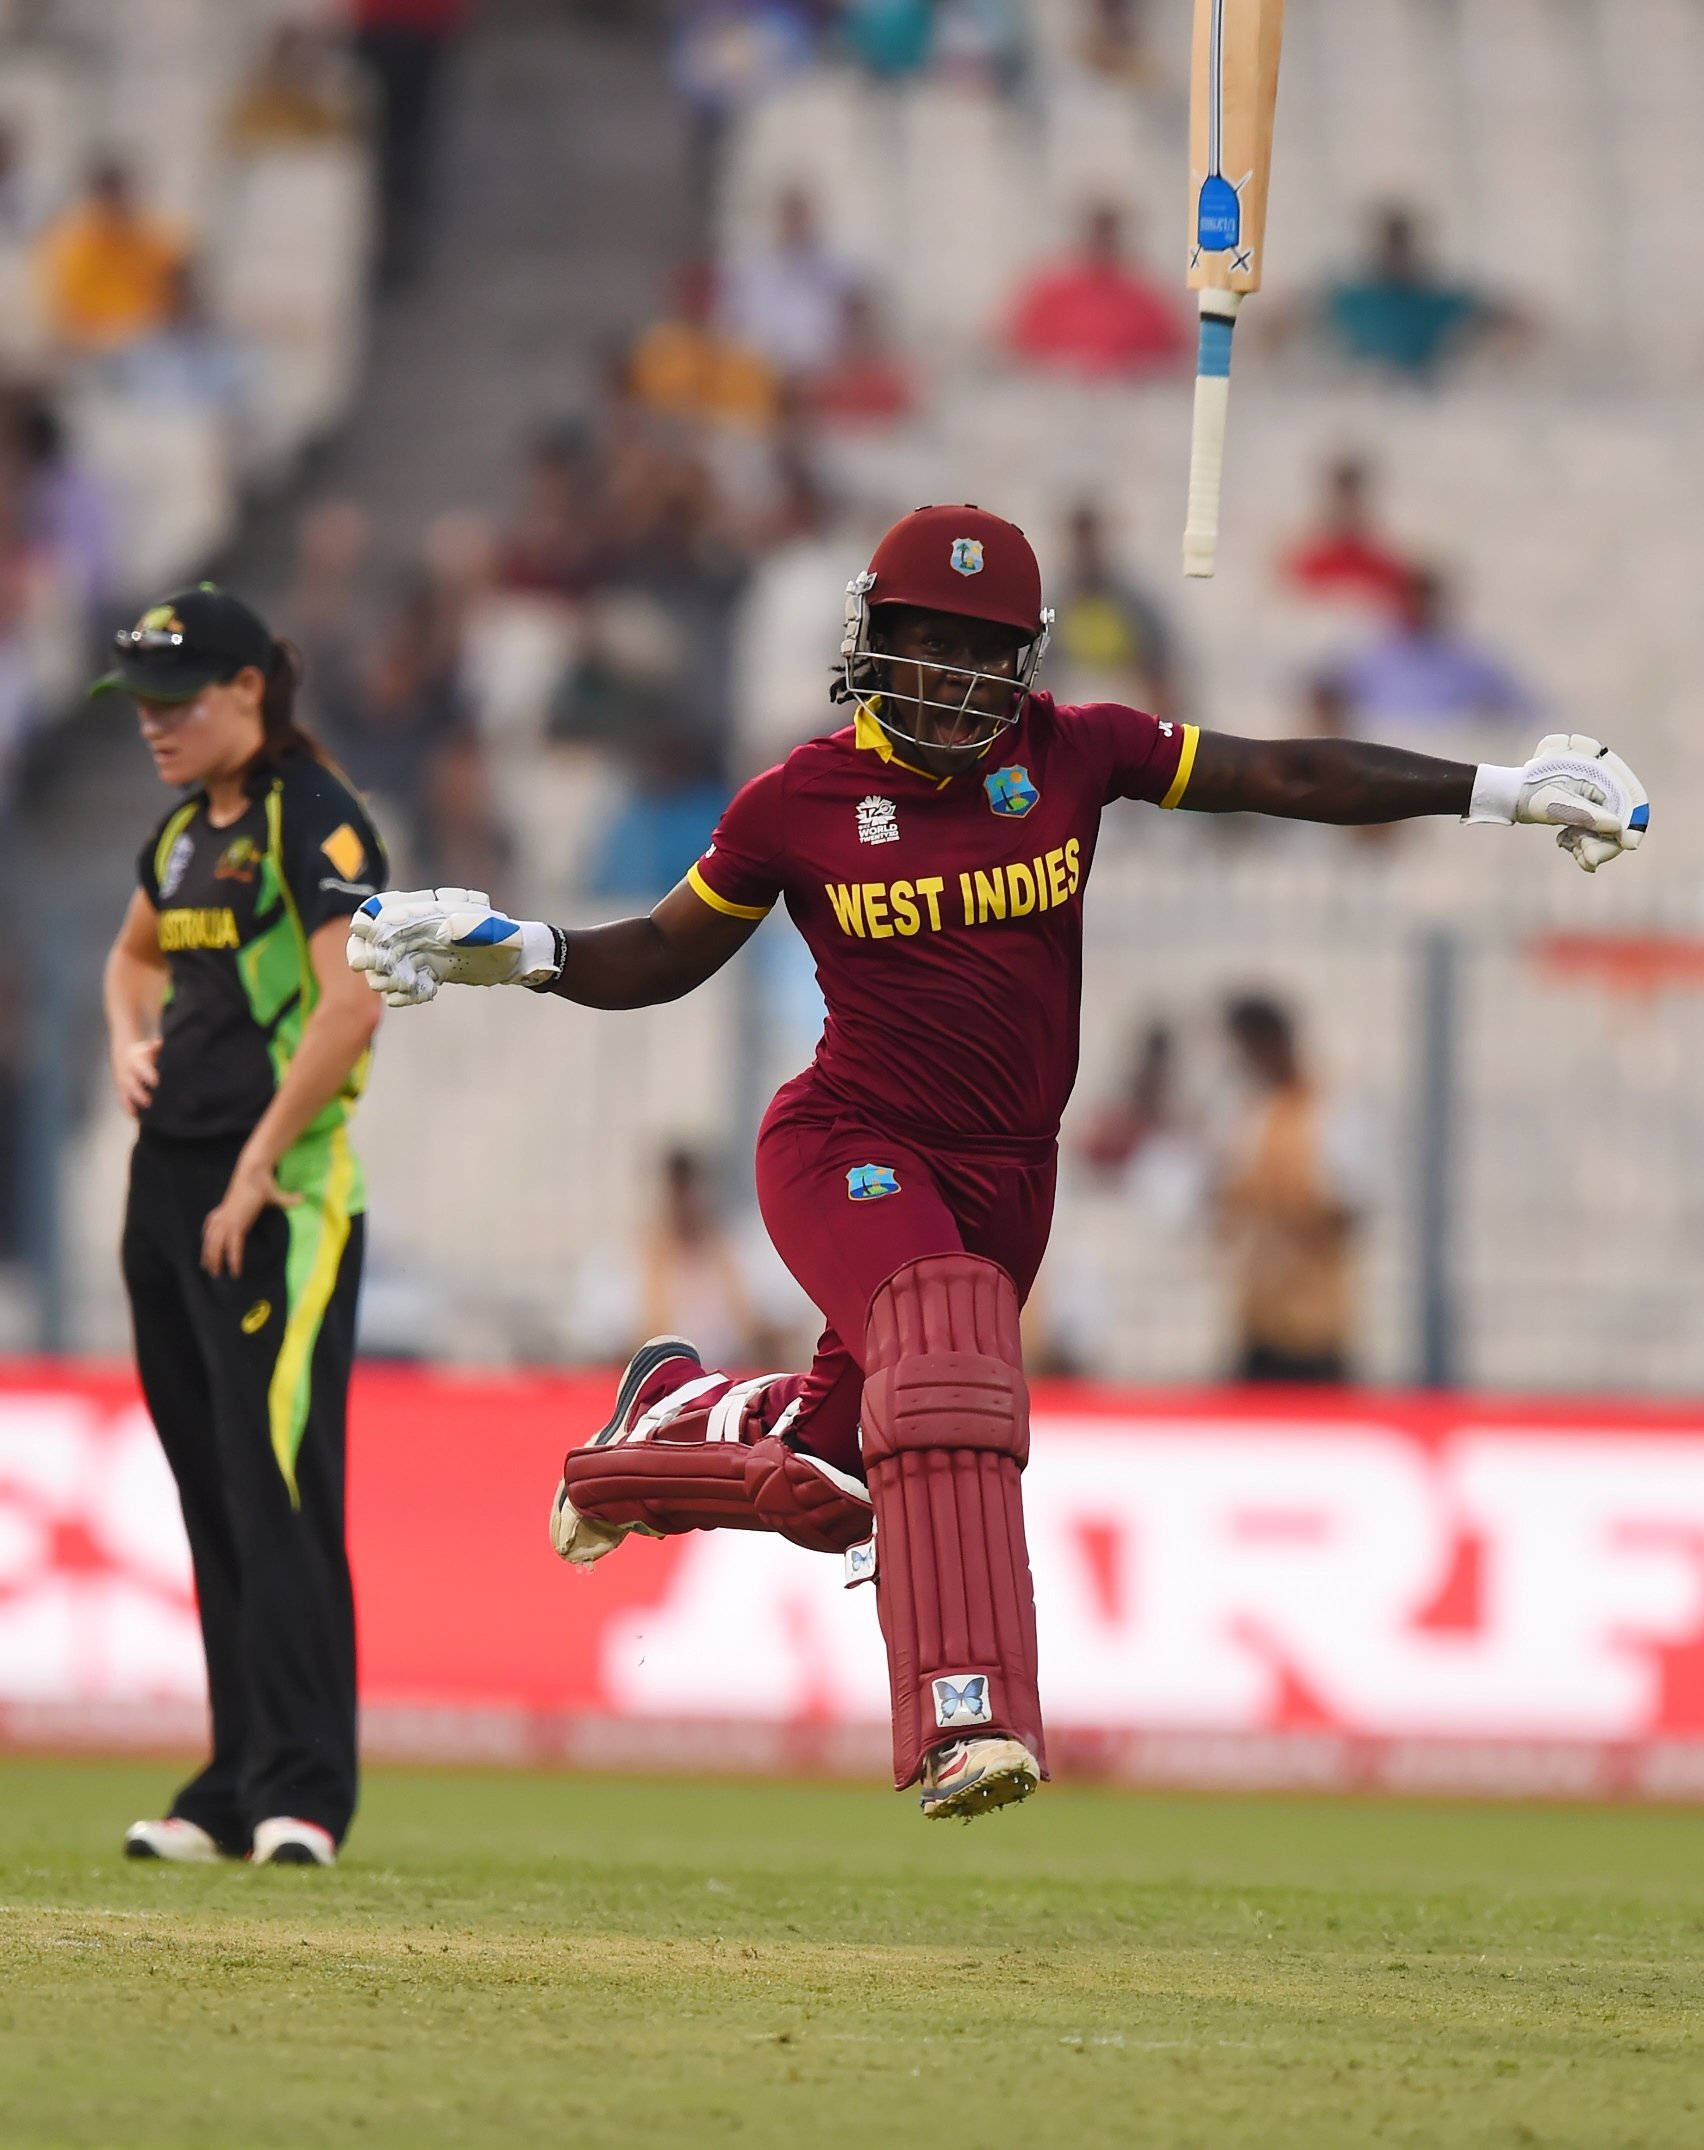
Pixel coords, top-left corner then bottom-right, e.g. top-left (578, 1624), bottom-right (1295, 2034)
top-left (90, 582), bottom-right (275, 704)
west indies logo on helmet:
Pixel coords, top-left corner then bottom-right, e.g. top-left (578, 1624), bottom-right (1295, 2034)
top-left (833, 505), bottom-right (1054, 759)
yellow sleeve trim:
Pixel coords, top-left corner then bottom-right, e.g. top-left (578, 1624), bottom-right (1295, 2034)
top-left (1159, 723), bottom-right (1200, 811)
top-left (687, 862), bottom-right (773, 921)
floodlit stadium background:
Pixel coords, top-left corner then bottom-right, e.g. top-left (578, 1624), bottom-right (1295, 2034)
top-left (1, 0), bottom-right (1702, 1790)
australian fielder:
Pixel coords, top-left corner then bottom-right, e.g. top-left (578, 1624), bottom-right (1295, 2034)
top-left (348, 506), bottom-right (1647, 1821)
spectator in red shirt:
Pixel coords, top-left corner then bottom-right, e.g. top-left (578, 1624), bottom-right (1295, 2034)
top-left (1006, 203), bottom-right (1185, 379)
top-left (805, 289), bottom-right (916, 429)
top-left (1280, 456), bottom-right (1415, 612)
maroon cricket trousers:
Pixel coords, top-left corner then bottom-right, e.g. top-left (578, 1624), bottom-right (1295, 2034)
top-left (752, 1072), bottom-right (1057, 1478)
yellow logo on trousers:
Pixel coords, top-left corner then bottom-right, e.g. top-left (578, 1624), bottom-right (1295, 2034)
top-left (242, 1299), bottom-right (273, 1335)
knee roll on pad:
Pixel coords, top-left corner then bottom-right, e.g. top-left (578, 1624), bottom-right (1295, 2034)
top-left (745, 1436), bottom-right (873, 1554)
top-left (861, 1252), bottom-right (1047, 1788)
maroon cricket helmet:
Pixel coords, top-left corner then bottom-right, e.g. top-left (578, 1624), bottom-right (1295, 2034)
top-left (835, 506), bottom-right (1054, 750)
top-left (862, 504), bottom-right (1046, 639)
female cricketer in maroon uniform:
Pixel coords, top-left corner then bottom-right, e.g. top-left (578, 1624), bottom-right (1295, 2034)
top-left (350, 505), bottom-right (1647, 1821)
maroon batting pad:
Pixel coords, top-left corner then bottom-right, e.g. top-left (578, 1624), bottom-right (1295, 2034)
top-left (565, 1439), bottom-right (765, 1536)
top-left (861, 1253), bottom-right (1047, 1787)
top-left (565, 1429), bottom-right (871, 1552)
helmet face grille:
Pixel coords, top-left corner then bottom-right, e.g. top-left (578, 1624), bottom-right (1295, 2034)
top-left (836, 601), bottom-right (1054, 756)
top-left (852, 654), bottom-right (1027, 754)
top-left (832, 509), bottom-right (1052, 757)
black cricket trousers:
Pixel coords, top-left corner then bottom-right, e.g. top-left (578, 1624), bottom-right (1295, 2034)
top-left (121, 1128), bottom-right (363, 1849)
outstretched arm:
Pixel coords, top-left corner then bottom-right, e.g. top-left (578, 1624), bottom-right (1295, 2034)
top-left (348, 878), bottom-right (763, 1010)
top-left (1179, 728), bottom-right (1648, 868)
top-left (1181, 731), bottom-right (1472, 823)
top-left (542, 880), bottom-right (762, 1010)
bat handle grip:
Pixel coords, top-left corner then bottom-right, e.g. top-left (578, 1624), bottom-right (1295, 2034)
top-left (1183, 289), bottom-right (1242, 580)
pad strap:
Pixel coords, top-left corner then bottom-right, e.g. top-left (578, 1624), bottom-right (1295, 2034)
top-left (861, 1253), bottom-right (1047, 1787)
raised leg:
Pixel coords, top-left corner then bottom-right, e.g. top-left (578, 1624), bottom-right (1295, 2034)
top-left (551, 1340), bottom-right (872, 1566)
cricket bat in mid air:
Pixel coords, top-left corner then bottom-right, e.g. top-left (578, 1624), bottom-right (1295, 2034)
top-left (1183, 0), bottom-right (1285, 577)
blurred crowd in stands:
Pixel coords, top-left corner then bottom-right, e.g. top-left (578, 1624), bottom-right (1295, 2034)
top-left (0, 0), bottom-right (1575, 1371)
top-left (265, 0), bottom-right (1537, 911)
top-left (1071, 993), bottom-right (1367, 1385)
top-left (0, 3), bottom-right (415, 1316)
top-left (0, 0), bottom-right (1540, 870)
top-left (0, 12), bottom-right (387, 838)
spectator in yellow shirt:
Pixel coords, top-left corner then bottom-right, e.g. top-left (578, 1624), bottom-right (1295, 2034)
top-left (37, 160), bottom-right (185, 355)
top-left (628, 260), bottom-right (781, 432)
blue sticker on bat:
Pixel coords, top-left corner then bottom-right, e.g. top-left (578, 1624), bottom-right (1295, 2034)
top-left (1197, 314), bottom-right (1235, 378)
top-left (1197, 173), bottom-right (1242, 253)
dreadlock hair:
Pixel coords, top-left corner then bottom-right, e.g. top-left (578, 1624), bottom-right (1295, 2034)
top-left (828, 647), bottom-right (881, 707)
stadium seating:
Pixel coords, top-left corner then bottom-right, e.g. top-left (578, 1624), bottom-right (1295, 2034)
top-left (0, 0), bottom-right (373, 606)
top-left (718, 0), bottom-right (1704, 380)
top-left (45, 1), bottom-right (1704, 1396)
top-left (209, 141), bottom-right (374, 480)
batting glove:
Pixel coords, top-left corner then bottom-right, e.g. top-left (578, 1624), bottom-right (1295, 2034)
top-left (1466, 734), bottom-right (1648, 872)
top-left (346, 888), bottom-right (564, 1007)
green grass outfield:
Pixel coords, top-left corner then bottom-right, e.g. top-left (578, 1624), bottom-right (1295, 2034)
top-left (1, 1758), bottom-right (1699, 2149)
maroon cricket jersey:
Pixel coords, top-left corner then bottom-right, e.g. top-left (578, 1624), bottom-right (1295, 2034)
top-left (689, 694), bottom-right (1196, 1151)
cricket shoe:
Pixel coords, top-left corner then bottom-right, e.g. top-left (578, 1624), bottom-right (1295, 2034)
top-left (252, 1817), bottom-right (337, 1867)
top-left (917, 1737), bottom-right (1041, 1822)
top-left (550, 1335), bottom-right (712, 1566)
top-left (123, 1817), bottom-right (231, 1863)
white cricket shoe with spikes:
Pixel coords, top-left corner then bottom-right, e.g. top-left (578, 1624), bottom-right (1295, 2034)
top-left (918, 1736), bottom-right (1041, 1821)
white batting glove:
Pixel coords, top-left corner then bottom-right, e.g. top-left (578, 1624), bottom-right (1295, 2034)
top-left (1466, 734), bottom-right (1648, 872)
top-left (346, 888), bottom-right (564, 1007)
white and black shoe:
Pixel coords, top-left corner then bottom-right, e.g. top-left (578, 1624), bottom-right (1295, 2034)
top-left (588, 1336), bottom-right (703, 1447)
top-left (251, 1816), bottom-right (337, 1867)
top-left (918, 1737), bottom-right (1041, 1822)
top-left (123, 1817), bottom-right (230, 1863)
top-left (549, 1335), bottom-right (702, 1566)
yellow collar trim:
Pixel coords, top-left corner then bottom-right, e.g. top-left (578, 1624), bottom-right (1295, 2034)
top-left (852, 699), bottom-right (959, 790)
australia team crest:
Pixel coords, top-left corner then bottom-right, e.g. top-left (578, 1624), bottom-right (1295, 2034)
top-left (984, 764), bottom-right (1039, 818)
